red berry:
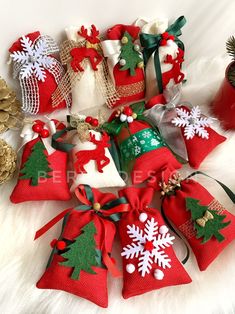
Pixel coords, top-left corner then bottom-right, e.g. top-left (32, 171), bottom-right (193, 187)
top-left (162, 32), bottom-right (169, 39)
top-left (56, 240), bottom-right (66, 250)
top-left (123, 106), bottom-right (133, 116)
top-left (144, 240), bottom-right (154, 252)
top-left (32, 123), bottom-right (43, 133)
top-left (40, 129), bottom-right (50, 138)
top-left (85, 116), bottom-right (93, 124)
top-left (160, 39), bottom-right (167, 46)
top-left (91, 118), bottom-right (99, 127)
top-left (50, 239), bottom-right (58, 248)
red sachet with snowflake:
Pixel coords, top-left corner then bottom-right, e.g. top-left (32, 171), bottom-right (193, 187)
top-left (101, 24), bottom-right (145, 108)
top-left (157, 171), bottom-right (235, 271)
top-left (137, 16), bottom-right (186, 101)
top-left (51, 25), bottom-right (118, 113)
top-left (68, 114), bottom-right (125, 190)
top-left (145, 90), bottom-right (226, 168)
top-left (118, 186), bottom-right (192, 299)
top-left (36, 185), bottom-right (130, 307)
top-left (103, 102), bottom-right (182, 184)
top-left (10, 119), bottom-right (71, 203)
top-left (9, 32), bottom-right (69, 114)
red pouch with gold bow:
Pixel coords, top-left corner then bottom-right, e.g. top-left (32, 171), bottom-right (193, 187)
top-left (10, 119), bottom-right (71, 203)
top-left (101, 24), bottom-right (145, 108)
top-left (9, 32), bottom-right (68, 115)
top-left (155, 171), bottom-right (235, 271)
top-left (103, 102), bottom-right (182, 184)
top-left (118, 186), bottom-right (192, 299)
top-left (36, 185), bottom-right (129, 308)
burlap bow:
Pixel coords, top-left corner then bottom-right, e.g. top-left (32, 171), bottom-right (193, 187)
top-left (196, 210), bottom-right (214, 228)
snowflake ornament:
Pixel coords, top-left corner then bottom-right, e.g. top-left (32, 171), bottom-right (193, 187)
top-left (121, 216), bottom-right (175, 277)
top-left (11, 36), bottom-right (55, 82)
top-left (171, 106), bottom-right (213, 140)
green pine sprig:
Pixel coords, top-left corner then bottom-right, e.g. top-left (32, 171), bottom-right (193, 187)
top-left (226, 36), bottom-right (235, 60)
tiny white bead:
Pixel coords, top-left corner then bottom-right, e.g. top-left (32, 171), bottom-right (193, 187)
top-left (154, 269), bottom-right (164, 280)
top-left (134, 44), bottom-right (140, 51)
top-left (126, 263), bottom-right (135, 274)
top-left (159, 225), bottom-right (169, 235)
top-left (139, 212), bottom-right (148, 223)
top-left (120, 113), bottom-right (127, 122)
top-left (127, 116), bottom-right (134, 123)
top-left (119, 58), bottom-right (126, 66)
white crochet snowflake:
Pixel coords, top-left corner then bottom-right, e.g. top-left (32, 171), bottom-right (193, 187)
top-left (121, 217), bottom-right (175, 277)
top-left (10, 36), bottom-right (55, 82)
top-left (171, 106), bottom-right (212, 140)
top-left (142, 130), bottom-right (151, 138)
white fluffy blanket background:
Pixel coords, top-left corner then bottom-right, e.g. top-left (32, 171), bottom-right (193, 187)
top-left (1, 1), bottom-right (235, 313)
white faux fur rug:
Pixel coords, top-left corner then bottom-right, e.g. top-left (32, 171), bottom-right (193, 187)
top-left (1, 56), bottom-right (235, 314)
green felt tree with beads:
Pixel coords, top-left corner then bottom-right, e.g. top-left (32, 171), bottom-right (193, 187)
top-left (20, 141), bottom-right (52, 186)
top-left (119, 31), bottom-right (144, 76)
top-left (60, 221), bottom-right (99, 280)
top-left (186, 197), bottom-right (230, 243)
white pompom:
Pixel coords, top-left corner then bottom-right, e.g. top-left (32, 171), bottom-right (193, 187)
top-left (159, 225), bottom-right (169, 235)
top-left (126, 263), bottom-right (135, 274)
top-left (154, 269), bottom-right (164, 280)
top-left (120, 114), bottom-right (127, 122)
top-left (127, 116), bottom-right (134, 123)
top-left (167, 39), bottom-right (174, 46)
top-left (119, 58), bottom-right (126, 66)
top-left (134, 44), bottom-right (140, 51)
top-left (139, 212), bottom-right (148, 223)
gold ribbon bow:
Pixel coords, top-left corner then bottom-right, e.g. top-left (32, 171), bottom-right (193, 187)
top-left (196, 210), bottom-right (214, 228)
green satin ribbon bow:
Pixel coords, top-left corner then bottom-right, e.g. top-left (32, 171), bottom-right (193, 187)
top-left (140, 15), bottom-right (186, 93)
top-left (102, 101), bottom-right (146, 136)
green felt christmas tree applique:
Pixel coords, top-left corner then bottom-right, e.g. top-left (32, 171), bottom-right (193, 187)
top-left (119, 31), bottom-right (144, 76)
top-left (60, 221), bottom-right (99, 280)
top-left (20, 141), bottom-right (52, 186)
top-left (186, 197), bottom-right (231, 244)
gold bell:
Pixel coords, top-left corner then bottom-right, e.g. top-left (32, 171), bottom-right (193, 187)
top-left (93, 202), bottom-right (101, 211)
top-left (121, 36), bottom-right (128, 44)
top-left (137, 61), bottom-right (144, 69)
top-left (132, 112), bottom-right (137, 119)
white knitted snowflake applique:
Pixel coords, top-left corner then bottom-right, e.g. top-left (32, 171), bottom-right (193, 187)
top-left (171, 106), bottom-right (212, 140)
top-left (121, 216), bottom-right (175, 277)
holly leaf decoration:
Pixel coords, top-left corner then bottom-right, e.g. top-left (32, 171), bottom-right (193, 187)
top-left (186, 197), bottom-right (231, 244)
top-left (119, 31), bottom-right (143, 76)
top-left (60, 221), bottom-right (99, 280)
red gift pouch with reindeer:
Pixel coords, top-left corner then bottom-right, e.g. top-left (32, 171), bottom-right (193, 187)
top-left (160, 173), bottom-right (235, 271)
top-left (104, 102), bottom-right (182, 185)
top-left (10, 119), bottom-right (71, 203)
top-left (9, 32), bottom-right (68, 115)
top-left (101, 24), bottom-right (145, 108)
top-left (118, 186), bottom-right (192, 299)
top-left (36, 185), bottom-right (129, 307)
top-left (145, 95), bottom-right (226, 169)
top-left (69, 115), bottom-right (125, 190)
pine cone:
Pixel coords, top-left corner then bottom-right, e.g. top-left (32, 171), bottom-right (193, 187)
top-left (0, 78), bottom-right (22, 133)
top-left (0, 139), bottom-right (17, 184)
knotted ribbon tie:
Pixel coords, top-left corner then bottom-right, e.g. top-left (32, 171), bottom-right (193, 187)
top-left (196, 210), bottom-right (214, 228)
top-left (140, 16), bottom-right (186, 93)
top-left (34, 184), bottom-right (130, 277)
top-left (144, 85), bottom-right (188, 161)
top-left (19, 118), bottom-right (57, 155)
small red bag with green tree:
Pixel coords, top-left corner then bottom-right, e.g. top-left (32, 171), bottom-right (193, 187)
top-left (35, 185), bottom-right (130, 308)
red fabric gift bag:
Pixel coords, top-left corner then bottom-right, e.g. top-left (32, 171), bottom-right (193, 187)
top-left (36, 185), bottom-right (130, 308)
top-left (101, 24), bottom-right (145, 108)
top-left (158, 171), bottom-right (235, 271)
top-left (145, 94), bottom-right (226, 169)
top-left (9, 31), bottom-right (68, 114)
top-left (10, 119), bottom-right (71, 203)
top-left (118, 186), bottom-right (192, 299)
top-left (103, 102), bottom-right (182, 184)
